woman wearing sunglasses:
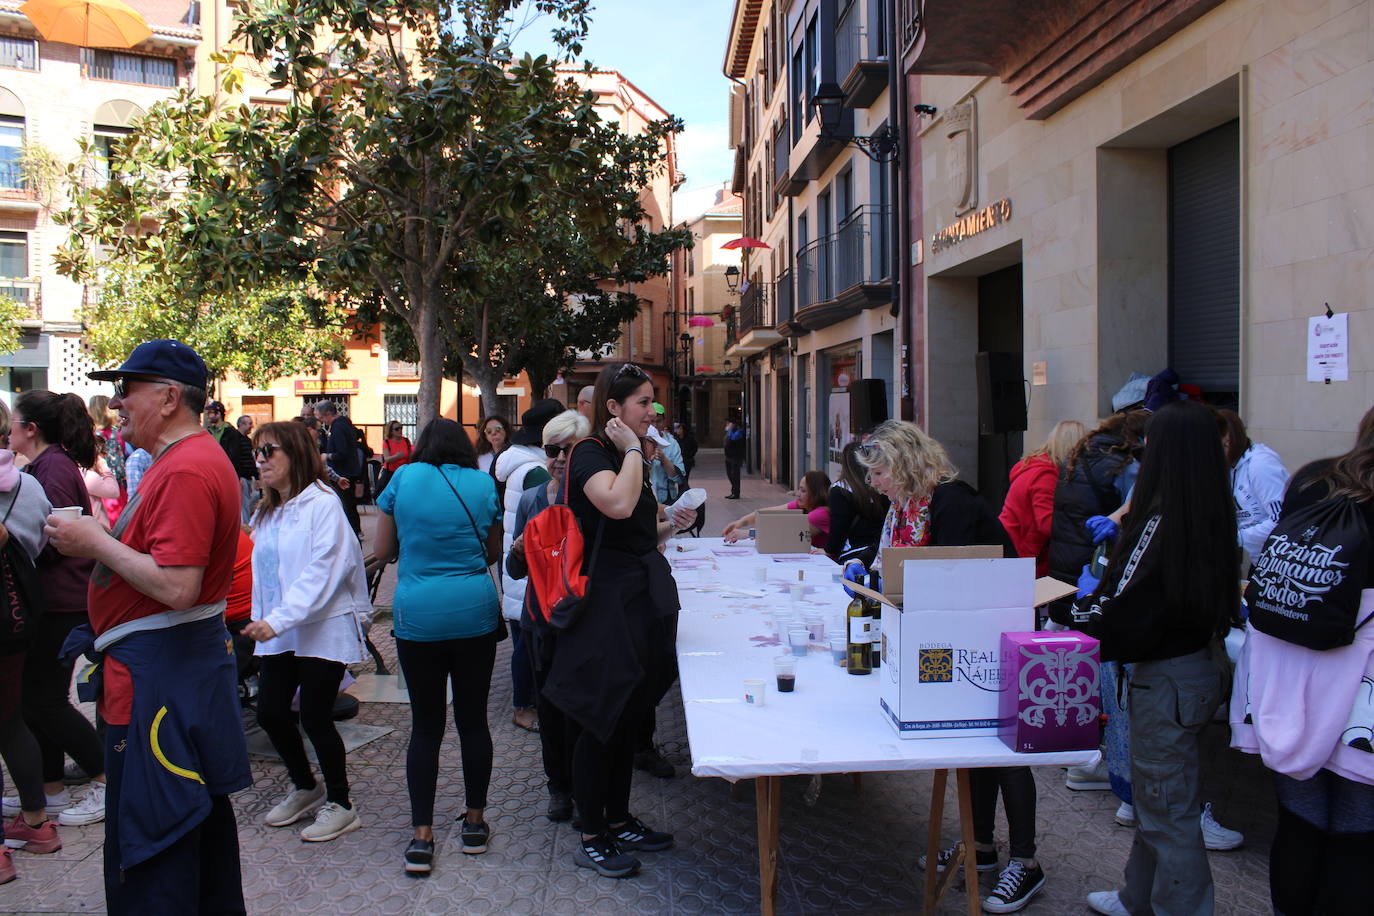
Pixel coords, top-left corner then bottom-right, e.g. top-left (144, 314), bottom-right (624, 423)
top-left (242, 422), bottom-right (371, 843)
top-left (504, 409), bottom-right (590, 825)
top-left (372, 418), bottom-right (503, 874)
top-left (376, 421), bottom-right (412, 496)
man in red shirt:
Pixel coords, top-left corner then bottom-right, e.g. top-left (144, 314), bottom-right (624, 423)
top-left (45, 340), bottom-right (250, 916)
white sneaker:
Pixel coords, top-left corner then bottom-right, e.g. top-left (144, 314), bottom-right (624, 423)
top-left (57, 783), bottom-right (105, 826)
top-left (1201, 802), bottom-right (1243, 851)
top-left (1087, 890), bottom-right (1130, 916)
top-left (264, 785), bottom-right (325, 827)
top-left (2, 789), bottom-right (70, 817)
top-left (1065, 754), bottom-right (1110, 791)
top-left (1114, 802), bottom-right (1136, 827)
top-left (300, 801), bottom-right (360, 842)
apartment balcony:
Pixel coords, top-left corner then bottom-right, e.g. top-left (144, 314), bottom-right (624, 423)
top-left (0, 162), bottom-right (39, 213)
top-left (792, 205), bottom-right (892, 332)
top-left (386, 358), bottom-right (420, 380)
top-left (725, 278), bottom-right (786, 359)
top-left (770, 118), bottom-right (793, 198)
top-left (782, 102), bottom-right (850, 197)
top-left (0, 278), bottom-right (42, 321)
top-left (836, 0), bottom-right (889, 109)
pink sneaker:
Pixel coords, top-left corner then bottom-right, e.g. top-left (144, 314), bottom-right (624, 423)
top-left (4, 814), bottom-right (61, 854)
top-left (0, 848), bottom-right (14, 884)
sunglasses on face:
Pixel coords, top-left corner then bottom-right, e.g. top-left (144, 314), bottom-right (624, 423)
top-left (544, 443), bottom-right (572, 459)
top-left (113, 376), bottom-right (168, 400)
top-left (253, 444), bottom-right (283, 460)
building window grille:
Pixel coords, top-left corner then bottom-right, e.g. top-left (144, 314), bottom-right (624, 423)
top-left (86, 50), bottom-right (177, 87)
top-left (0, 37), bottom-right (37, 71)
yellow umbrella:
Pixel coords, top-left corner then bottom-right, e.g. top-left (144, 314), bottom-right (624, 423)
top-left (19, 0), bottom-right (152, 49)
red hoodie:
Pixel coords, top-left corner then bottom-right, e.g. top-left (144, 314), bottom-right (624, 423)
top-left (998, 455), bottom-right (1059, 577)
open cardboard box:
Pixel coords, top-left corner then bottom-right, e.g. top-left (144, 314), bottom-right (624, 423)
top-left (755, 508), bottom-right (814, 554)
top-left (844, 545), bottom-right (1078, 609)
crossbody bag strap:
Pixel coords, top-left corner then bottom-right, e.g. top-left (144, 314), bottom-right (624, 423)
top-left (434, 465), bottom-right (487, 550)
top-left (0, 475), bottom-right (22, 525)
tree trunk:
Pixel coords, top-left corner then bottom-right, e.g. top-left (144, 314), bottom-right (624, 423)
top-left (465, 357), bottom-right (502, 422)
top-left (413, 303), bottom-right (444, 430)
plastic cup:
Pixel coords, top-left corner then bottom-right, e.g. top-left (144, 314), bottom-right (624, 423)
top-left (805, 613), bottom-right (825, 642)
top-left (753, 566), bottom-right (768, 584)
top-left (748, 527), bottom-right (756, 540)
top-left (788, 628), bottom-right (809, 658)
top-left (829, 635), bottom-right (847, 666)
top-left (789, 583), bottom-right (804, 604)
top-left (50, 506), bottom-right (82, 522)
top-left (743, 678), bottom-right (767, 706)
top-left (773, 656), bottom-right (797, 693)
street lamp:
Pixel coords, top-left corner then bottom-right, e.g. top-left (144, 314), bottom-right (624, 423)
top-left (811, 83), bottom-right (900, 163)
top-left (724, 265), bottom-right (741, 293)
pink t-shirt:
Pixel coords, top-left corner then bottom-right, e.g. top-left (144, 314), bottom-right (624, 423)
top-left (786, 500), bottom-right (831, 549)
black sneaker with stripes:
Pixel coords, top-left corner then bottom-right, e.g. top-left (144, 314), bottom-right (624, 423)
top-left (575, 834), bottom-right (640, 878)
top-left (609, 815), bottom-right (674, 852)
top-left (983, 860), bottom-right (1046, 913)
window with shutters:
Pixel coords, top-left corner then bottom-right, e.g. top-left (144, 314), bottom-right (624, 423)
top-left (1167, 119), bottom-right (1240, 407)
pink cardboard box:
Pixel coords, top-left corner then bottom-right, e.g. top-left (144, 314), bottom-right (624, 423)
top-left (998, 631), bottom-right (1101, 754)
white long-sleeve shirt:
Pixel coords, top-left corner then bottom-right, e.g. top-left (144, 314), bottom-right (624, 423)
top-left (1233, 442), bottom-right (1289, 557)
top-left (251, 481), bottom-right (370, 663)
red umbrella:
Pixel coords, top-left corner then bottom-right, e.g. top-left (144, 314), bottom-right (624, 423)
top-left (721, 236), bottom-right (771, 250)
top-left (688, 316), bottom-right (715, 328)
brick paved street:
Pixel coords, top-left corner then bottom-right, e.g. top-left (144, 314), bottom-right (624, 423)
top-left (2, 451), bottom-right (1274, 915)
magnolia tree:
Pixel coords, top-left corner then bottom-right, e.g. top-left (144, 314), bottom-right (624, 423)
top-left (60, 0), bottom-right (686, 426)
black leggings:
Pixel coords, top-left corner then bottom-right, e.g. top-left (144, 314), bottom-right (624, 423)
top-left (1271, 769), bottom-right (1374, 916)
top-left (22, 612), bottom-right (104, 783)
top-left (255, 653), bottom-right (349, 807)
top-left (395, 632), bottom-right (497, 825)
top-left (971, 766), bottom-right (1038, 860)
top-left (0, 649), bottom-right (45, 815)
top-left (530, 633), bottom-right (574, 795)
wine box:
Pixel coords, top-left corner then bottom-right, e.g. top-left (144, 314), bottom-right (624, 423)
top-left (997, 631), bottom-right (1102, 753)
top-left (876, 557), bottom-right (1036, 739)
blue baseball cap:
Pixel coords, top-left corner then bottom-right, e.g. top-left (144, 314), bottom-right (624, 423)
top-left (88, 339), bottom-right (209, 390)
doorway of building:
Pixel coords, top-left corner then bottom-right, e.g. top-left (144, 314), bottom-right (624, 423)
top-left (776, 368), bottom-right (792, 488)
top-left (976, 263), bottom-right (1025, 511)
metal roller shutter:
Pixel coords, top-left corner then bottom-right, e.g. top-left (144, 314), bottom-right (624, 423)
top-left (1168, 119), bottom-right (1240, 398)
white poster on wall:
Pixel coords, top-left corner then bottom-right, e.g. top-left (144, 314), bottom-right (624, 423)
top-left (827, 391), bottom-right (851, 480)
top-left (1307, 313), bottom-right (1349, 383)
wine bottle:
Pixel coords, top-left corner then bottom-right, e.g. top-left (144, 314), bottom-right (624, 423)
top-left (865, 573), bottom-right (882, 669)
top-left (846, 593), bottom-right (872, 675)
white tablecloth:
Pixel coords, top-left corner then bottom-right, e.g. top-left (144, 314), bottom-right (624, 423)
top-left (669, 538), bottom-right (1098, 781)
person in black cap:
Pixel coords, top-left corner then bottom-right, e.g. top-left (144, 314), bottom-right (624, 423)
top-left (44, 339), bottom-right (250, 916)
top-left (203, 400), bottom-right (256, 523)
top-left (313, 400), bottom-right (363, 538)
top-left (495, 399), bottom-right (564, 732)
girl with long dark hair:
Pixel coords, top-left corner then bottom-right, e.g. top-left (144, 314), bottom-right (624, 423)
top-left (5, 391), bottom-right (107, 827)
top-left (826, 441), bottom-right (890, 562)
top-left (541, 363), bottom-right (693, 879)
top-left (1077, 400), bottom-right (1241, 916)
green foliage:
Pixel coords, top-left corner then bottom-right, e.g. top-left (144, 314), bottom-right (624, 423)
top-left (82, 264), bottom-right (349, 388)
top-left (0, 295), bottom-right (28, 356)
top-left (56, 0), bottom-right (689, 424)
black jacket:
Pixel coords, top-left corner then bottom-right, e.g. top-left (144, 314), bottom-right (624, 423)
top-left (723, 429), bottom-right (746, 462)
top-left (929, 480), bottom-right (1016, 554)
top-left (826, 484), bottom-right (889, 561)
top-left (1047, 433), bottom-right (1134, 601)
top-left (322, 414), bottom-right (363, 478)
top-left (1072, 514), bottom-right (1217, 662)
top-left (216, 424), bottom-right (256, 481)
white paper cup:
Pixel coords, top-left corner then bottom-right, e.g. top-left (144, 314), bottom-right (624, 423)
top-left (753, 566), bottom-right (768, 584)
top-left (743, 678), bottom-right (767, 707)
top-left (51, 506), bottom-right (83, 522)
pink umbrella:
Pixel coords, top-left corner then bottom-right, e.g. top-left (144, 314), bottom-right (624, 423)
top-left (688, 316), bottom-right (715, 327)
top-left (721, 236), bottom-right (771, 250)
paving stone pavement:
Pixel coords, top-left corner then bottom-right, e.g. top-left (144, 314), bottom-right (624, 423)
top-left (2, 452), bottom-right (1275, 915)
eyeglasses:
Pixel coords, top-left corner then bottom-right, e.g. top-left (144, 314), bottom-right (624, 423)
top-left (615, 363), bottom-right (647, 379)
top-left (253, 444), bottom-right (283, 460)
top-left (857, 443), bottom-right (879, 456)
top-left (543, 443), bottom-right (572, 459)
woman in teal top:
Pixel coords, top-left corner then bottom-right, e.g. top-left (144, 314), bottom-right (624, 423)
top-left (373, 418), bottom-right (502, 875)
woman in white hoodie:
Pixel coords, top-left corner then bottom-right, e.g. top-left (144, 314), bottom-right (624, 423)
top-left (242, 421), bottom-right (371, 843)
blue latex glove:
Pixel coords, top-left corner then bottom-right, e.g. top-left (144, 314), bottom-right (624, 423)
top-left (1085, 515), bottom-right (1118, 544)
top-left (842, 560), bottom-right (867, 599)
top-left (1075, 564), bottom-right (1101, 599)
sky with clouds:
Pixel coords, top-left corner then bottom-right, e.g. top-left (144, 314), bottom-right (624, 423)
top-left (511, 0), bottom-right (738, 223)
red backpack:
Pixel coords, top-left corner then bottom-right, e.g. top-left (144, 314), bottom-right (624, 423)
top-left (522, 438), bottom-right (605, 631)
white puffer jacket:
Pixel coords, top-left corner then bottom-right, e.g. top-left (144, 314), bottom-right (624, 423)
top-left (494, 444), bottom-right (546, 620)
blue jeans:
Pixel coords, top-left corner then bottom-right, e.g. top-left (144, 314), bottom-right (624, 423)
top-left (510, 625), bottom-right (534, 709)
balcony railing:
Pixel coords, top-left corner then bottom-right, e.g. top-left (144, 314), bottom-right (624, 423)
top-left (0, 278), bottom-right (41, 318)
top-left (775, 269), bottom-right (794, 325)
top-left (900, 0), bottom-right (924, 54)
top-left (0, 160), bottom-right (24, 191)
top-left (738, 281), bottom-right (766, 336)
top-left (836, 0), bottom-right (862, 82)
top-left (796, 205), bottom-right (890, 312)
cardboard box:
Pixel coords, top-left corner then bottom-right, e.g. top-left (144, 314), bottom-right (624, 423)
top-left (998, 631), bottom-right (1101, 753)
top-left (878, 557), bottom-right (1036, 739)
top-left (755, 509), bottom-right (814, 554)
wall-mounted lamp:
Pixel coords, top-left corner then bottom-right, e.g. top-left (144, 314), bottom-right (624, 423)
top-left (812, 83), bottom-right (900, 163)
top-left (724, 265), bottom-right (741, 293)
